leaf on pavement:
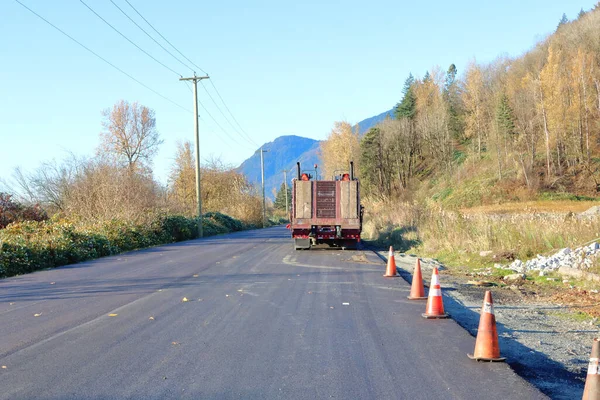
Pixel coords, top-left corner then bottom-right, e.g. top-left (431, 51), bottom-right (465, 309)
top-left (182, 297), bottom-right (189, 302)
top-left (149, 316), bottom-right (155, 320)
top-left (108, 313), bottom-right (118, 317)
top-left (193, 274), bottom-right (199, 278)
top-left (1, 366), bottom-right (6, 369)
top-left (34, 313), bottom-right (42, 317)
top-left (343, 303), bottom-right (350, 305)
top-left (171, 341), bottom-right (180, 346)
top-left (50, 282), bottom-right (55, 285)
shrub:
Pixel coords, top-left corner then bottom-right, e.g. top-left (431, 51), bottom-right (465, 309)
top-left (0, 193), bottom-right (48, 229)
top-left (205, 211), bottom-right (244, 232)
top-left (0, 212), bottom-right (249, 279)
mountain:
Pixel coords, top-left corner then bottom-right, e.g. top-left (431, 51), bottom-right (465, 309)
top-left (354, 109), bottom-right (394, 134)
top-left (237, 109), bottom-right (395, 199)
top-left (237, 135), bottom-right (321, 200)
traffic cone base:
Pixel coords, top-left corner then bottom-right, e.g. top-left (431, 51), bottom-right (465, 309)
top-left (422, 312), bottom-right (449, 319)
top-left (383, 246), bottom-right (399, 277)
top-left (408, 258), bottom-right (427, 300)
top-left (467, 354), bottom-right (506, 362)
top-left (468, 291), bottom-right (505, 363)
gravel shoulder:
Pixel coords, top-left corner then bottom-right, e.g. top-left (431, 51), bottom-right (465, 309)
top-left (377, 250), bottom-right (597, 400)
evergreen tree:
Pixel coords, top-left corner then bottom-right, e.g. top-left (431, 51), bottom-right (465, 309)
top-left (444, 64), bottom-right (463, 141)
top-left (274, 183), bottom-right (291, 211)
top-left (496, 93), bottom-right (516, 137)
top-left (423, 71), bottom-right (431, 82)
top-left (394, 74), bottom-right (416, 120)
top-left (359, 127), bottom-right (384, 197)
top-left (578, 8), bottom-right (586, 19)
top-left (557, 13), bottom-right (568, 30)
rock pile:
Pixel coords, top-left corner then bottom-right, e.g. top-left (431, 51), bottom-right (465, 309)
top-left (500, 242), bottom-right (600, 273)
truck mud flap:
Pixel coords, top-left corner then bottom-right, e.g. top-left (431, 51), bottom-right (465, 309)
top-left (294, 238), bottom-right (311, 250)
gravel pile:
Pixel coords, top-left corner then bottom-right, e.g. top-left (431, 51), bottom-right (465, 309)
top-left (502, 242), bottom-right (600, 273)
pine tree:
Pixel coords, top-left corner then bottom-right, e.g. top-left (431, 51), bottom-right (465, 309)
top-left (359, 127), bottom-right (384, 197)
top-left (394, 74), bottom-right (417, 120)
top-left (578, 8), bottom-right (586, 19)
top-left (274, 183), bottom-right (291, 211)
top-left (443, 63), bottom-right (463, 141)
top-left (557, 13), bottom-right (568, 30)
top-left (496, 93), bottom-right (516, 137)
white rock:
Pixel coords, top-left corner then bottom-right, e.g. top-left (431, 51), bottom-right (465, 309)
top-left (504, 273), bottom-right (526, 281)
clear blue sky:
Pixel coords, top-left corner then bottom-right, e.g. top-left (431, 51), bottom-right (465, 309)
top-left (0, 0), bottom-right (595, 188)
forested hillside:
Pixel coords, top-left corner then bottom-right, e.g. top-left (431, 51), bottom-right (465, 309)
top-left (318, 6), bottom-right (600, 266)
top-left (322, 6), bottom-right (600, 205)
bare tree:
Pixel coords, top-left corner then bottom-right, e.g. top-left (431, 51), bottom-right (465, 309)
top-left (99, 100), bottom-right (162, 170)
top-left (11, 154), bottom-right (84, 212)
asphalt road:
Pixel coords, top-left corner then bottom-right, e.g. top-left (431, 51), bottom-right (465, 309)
top-left (0, 226), bottom-right (547, 399)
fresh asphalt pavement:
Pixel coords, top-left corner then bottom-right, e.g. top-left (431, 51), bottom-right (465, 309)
top-left (0, 226), bottom-right (547, 399)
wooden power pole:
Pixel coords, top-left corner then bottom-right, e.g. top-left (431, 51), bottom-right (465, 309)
top-left (179, 74), bottom-right (209, 238)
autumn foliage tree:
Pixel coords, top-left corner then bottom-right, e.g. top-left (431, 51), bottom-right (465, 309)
top-left (319, 121), bottom-right (361, 179)
top-left (99, 100), bottom-right (163, 171)
top-left (167, 141), bottom-right (263, 225)
top-left (354, 7), bottom-right (600, 199)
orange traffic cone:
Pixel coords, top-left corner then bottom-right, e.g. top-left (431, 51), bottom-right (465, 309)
top-left (583, 338), bottom-right (600, 399)
top-left (407, 258), bottom-right (427, 300)
top-left (383, 246), bottom-right (399, 277)
top-left (422, 267), bottom-right (449, 318)
top-left (468, 291), bottom-right (505, 362)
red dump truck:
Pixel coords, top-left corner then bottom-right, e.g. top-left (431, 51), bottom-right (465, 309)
top-left (290, 162), bottom-right (363, 250)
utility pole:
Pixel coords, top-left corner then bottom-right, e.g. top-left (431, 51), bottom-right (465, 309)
top-left (282, 169), bottom-right (290, 216)
top-left (179, 74), bottom-right (209, 238)
top-left (259, 148), bottom-right (269, 228)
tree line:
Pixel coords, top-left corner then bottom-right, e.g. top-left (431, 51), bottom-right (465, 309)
top-left (321, 6), bottom-right (600, 201)
top-left (8, 100), bottom-right (263, 226)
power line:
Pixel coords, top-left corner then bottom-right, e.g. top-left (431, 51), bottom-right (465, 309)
top-left (109, 0), bottom-right (255, 147)
top-left (13, 0), bottom-right (190, 113)
top-left (109, 0), bottom-right (194, 74)
top-left (79, 0), bottom-right (182, 77)
top-left (121, 0), bottom-right (258, 147)
top-left (123, 0), bottom-right (208, 76)
top-left (197, 97), bottom-right (254, 150)
top-left (198, 81), bottom-right (257, 147)
top-left (206, 80), bottom-right (258, 146)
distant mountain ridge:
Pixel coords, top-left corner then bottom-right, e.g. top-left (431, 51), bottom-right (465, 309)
top-left (355, 109), bottom-right (394, 134)
top-left (237, 109), bottom-right (395, 199)
top-left (236, 135), bottom-right (321, 200)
